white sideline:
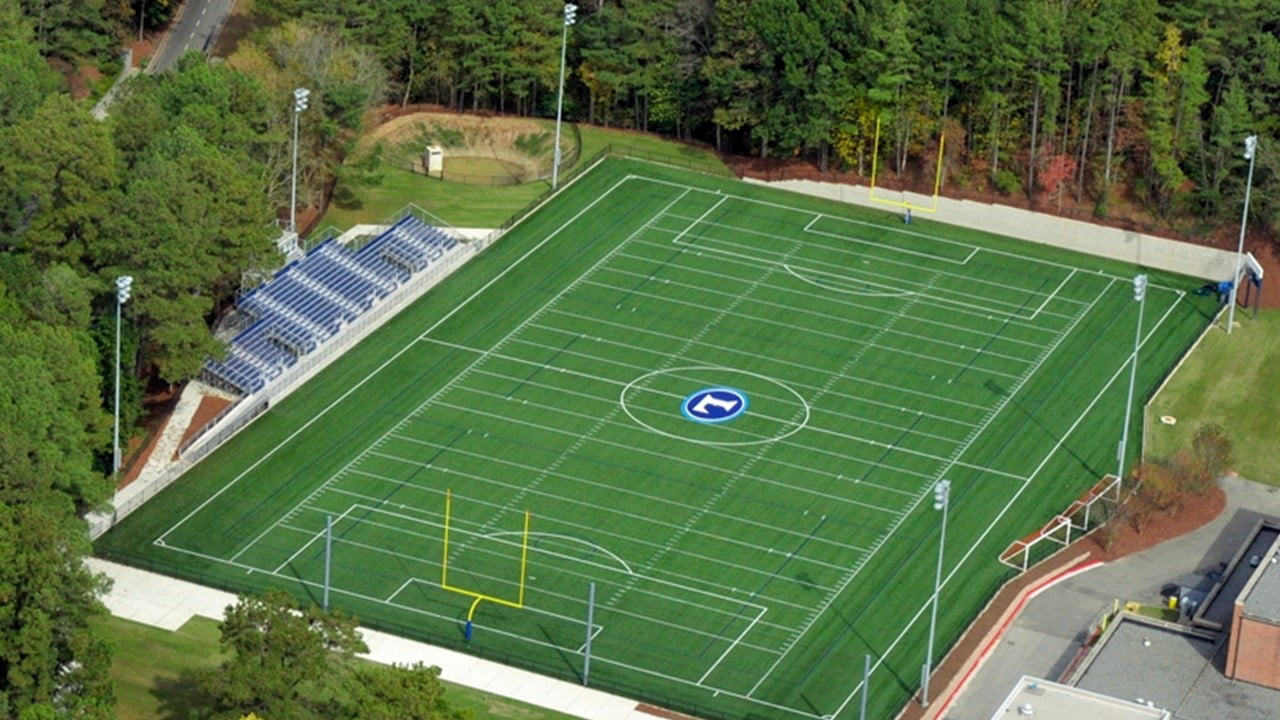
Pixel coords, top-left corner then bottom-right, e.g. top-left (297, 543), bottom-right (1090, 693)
top-left (750, 178), bottom-right (1238, 281)
top-left (89, 557), bottom-right (651, 720)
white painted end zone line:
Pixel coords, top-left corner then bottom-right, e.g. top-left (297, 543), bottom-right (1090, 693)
top-left (1025, 268), bottom-right (1077, 322)
top-left (824, 283), bottom-right (1188, 720)
top-left (271, 505), bottom-right (354, 574)
top-left (699, 605), bottom-right (768, 684)
top-left (385, 576), bottom-right (416, 603)
top-left (803, 213), bottom-right (980, 266)
top-left (156, 172), bottom-right (659, 548)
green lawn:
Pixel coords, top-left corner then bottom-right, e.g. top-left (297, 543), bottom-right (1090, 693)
top-left (95, 615), bottom-right (224, 720)
top-left (575, 125), bottom-right (732, 177)
top-left (320, 165), bottom-right (548, 232)
top-left (1147, 309), bottom-right (1280, 486)
top-left (98, 158), bottom-right (1217, 719)
top-left (96, 614), bottom-right (579, 720)
top-left (317, 123), bottom-right (729, 232)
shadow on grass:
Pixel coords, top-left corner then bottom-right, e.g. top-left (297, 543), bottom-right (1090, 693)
top-left (153, 669), bottom-right (217, 720)
top-left (331, 184), bottom-right (364, 211)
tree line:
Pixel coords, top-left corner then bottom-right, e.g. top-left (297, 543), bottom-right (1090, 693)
top-left (0, 3), bottom-right (392, 715)
top-left (0, 0), bottom-right (1271, 714)
top-left (263, 0), bottom-right (1277, 234)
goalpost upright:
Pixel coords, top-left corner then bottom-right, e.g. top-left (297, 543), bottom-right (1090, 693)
top-left (441, 489), bottom-right (532, 640)
top-left (869, 116), bottom-right (946, 214)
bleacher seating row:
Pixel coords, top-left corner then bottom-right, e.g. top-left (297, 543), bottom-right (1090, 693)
top-left (204, 215), bottom-right (459, 394)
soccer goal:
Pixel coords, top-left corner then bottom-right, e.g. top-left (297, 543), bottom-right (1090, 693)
top-left (999, 475), bottom-right (1122, 572)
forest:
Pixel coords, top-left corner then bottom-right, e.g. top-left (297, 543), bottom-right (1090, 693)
top-left (0, 0), bottom-right (1274, 716)
top-left (262, 0), bottom-right (1278, 236)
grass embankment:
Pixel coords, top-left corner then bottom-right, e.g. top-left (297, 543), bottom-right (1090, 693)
top-left (1147, 309), bottom-right (1280, 486)
top-left (319, 122), bottom-right (729, 231)
top-left (96, 614), bottom-right (578, 720)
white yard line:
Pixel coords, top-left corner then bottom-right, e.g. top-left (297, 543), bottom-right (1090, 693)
top-left (699, 605), bottom-right (768, 684)
top-left (1025, 268), bottom-right (1078, 321)
top-left (626, 233), bottom-right (1075, 338)
top-left (744, 274), bottom-right (1107, 700)
top-left (579, 278), bottom-right (1027, 381)
top-left (152, 169), bottom-right (1193, 718)
top-left (660, 229), bottom-right (1081, 325)
top-left (588, 263), bottom-right (1046, 366)
top-left (157, 173), bottom-right (653, 547)
top-left (825, 282), bottom-right (1186, 718)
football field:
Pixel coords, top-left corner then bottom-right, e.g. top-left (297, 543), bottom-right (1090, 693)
top-left (97, 158), bottom-right (1218, 719)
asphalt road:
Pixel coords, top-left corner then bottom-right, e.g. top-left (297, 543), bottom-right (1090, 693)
top-left (148, 0), bottom-right (236, 73)
top-left (945, 474), bottom-right (1280, 719)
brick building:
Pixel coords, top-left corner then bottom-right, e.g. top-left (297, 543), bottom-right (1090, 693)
top-left (1225, 534), bottom-right (1280, 688)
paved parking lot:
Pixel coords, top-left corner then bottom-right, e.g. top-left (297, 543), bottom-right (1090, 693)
top-left (946, 475), bottom-right (1280, 720)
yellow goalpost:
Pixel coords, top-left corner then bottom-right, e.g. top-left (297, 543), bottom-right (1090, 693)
top-left (868, 116), bottom-right (946, 214)
top-left (441, 489), bottom-right (531, 640)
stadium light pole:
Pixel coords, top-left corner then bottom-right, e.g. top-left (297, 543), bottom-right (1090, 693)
top-left (113, 275), bottom-right (134, 476)
top-left (290, 87), bottom-right (311, 235)
top-left (551, 3), bottom-right (577, 190)
top-left (921, 479), bottom-right (950, 708)
top-left (1227, 135), bottom-right (1257, 335)
top-left (1117, 274), bottom-right (1148, 484)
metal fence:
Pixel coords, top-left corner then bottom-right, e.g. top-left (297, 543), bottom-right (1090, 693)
top-left (87, 239), bottom-right (480, 541)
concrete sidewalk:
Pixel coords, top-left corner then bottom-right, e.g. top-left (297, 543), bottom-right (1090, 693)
top-left (944, 475), bottom-right (1280, 719)
top-left (90, 558), bottom-right (654, 720)
top-left (750, 177), bottom-right (1236, 282)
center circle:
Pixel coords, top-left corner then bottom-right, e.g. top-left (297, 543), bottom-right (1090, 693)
top-left (620, 366), bottom-right (809, 447)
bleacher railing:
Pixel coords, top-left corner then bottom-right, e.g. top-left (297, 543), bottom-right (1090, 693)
top-left (90, 146), bottom-right (725, 542)
top-left (87, 236), bottom-right (476, 540)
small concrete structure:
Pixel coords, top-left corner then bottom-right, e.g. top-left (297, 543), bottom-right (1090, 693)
top-left (425, 144), bottom-right (444, 175)
top-left (990, 676), bottom-right (1169, 720)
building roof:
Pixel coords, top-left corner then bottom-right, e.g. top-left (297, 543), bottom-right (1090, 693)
top-left (990, 676), bottom-right (1168, 720)
top-left (1197, 525), bottom-right (1279, 628)
top-left (1239, 535), bottom-right (1280, 623)
top-left (1071, 614), bottom-right (1280, 720)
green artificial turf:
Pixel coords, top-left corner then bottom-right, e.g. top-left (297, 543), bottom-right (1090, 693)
top-left (98, 158), bottom-right (1218, 719)
top-left (1147, 309), bottom-right (1280, 486)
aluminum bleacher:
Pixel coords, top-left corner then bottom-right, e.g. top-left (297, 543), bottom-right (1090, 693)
top-left (203, 214), bottom-right (459, 394)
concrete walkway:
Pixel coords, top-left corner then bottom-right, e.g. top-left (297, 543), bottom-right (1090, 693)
top-left (91, 558), bottom-right (654, 720)
top-left (750, 178), bottom-right (1236, 282)
top-left (945, 475), bottom-right (1280, 719)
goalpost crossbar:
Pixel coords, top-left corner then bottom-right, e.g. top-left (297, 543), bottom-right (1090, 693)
top-left (441, 489), bottom-right (532, 623)
top-left (868, 116), bottom-right (945, 214)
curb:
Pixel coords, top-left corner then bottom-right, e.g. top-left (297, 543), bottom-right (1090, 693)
top-left (144, 0), bottom-right (192, 74)
top-left (923, 557), bottom-right (1102, 719)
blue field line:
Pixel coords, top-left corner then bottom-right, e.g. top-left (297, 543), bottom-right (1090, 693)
top-left (950, 277), bottom-right (1048, 383)
top-left (853, 413), bottom-right (925, 487)
top-left (396, 410), bottom-right (893, 542)
top-left (308, 429), bottom-right (467, 562)
top-left (695, 515), bottom-right (828, 662)
top-left (203, 185), bottom-right (664, 548)
top-left (505, 334), bottom-right (579, 399)
top-left (610, 198), bottom-right (724, 309)
top-left (978, 287), bottom-right (1134, 476)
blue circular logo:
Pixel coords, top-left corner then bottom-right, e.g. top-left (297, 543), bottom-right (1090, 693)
top-left (681, 387), bottom-right (748, 424)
